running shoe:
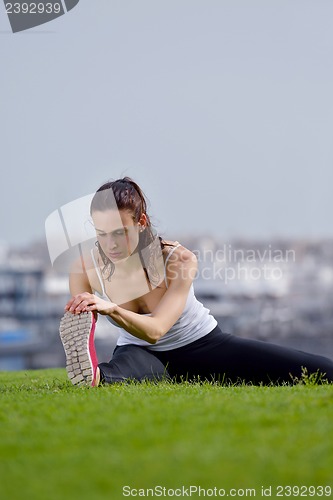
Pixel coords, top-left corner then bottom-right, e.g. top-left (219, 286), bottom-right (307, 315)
top-left (59, 311), bottom-right (99, 387)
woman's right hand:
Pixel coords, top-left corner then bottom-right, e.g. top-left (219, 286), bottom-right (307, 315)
top-left (65, 292), bottom-right (117, 317)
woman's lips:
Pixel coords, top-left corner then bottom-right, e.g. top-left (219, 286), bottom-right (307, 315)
top-left (109, 252), bottom-right (122, 259)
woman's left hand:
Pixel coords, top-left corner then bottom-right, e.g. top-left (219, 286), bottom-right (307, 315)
top-left (65, 292), bottom-right (116, 316)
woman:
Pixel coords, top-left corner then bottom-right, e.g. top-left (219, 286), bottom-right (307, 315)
top-left (60, 177), bottom-right (333, 386)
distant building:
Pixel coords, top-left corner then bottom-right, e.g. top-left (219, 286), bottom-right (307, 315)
top-left (1, 237), bottom-right (333, 370)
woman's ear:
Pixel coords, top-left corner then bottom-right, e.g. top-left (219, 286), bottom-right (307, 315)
top-left (138, 213), bottom-right (148, 229)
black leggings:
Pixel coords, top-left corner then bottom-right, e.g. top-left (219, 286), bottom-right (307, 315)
top-left (98, 325), bottom-right (333, 385)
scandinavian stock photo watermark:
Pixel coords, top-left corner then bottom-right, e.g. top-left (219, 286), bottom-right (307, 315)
top-left (190, 244), bottom-right (296, 285)
top-left (165, 244), bottom-right (296, 285)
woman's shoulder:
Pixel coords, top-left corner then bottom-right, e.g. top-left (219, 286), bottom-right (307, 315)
top-left (160, 238), bottom-right (180, 248)
top-left (160, 239), bottom-right (197, 287)
top-left (160, 239), bottom-right (197, 266)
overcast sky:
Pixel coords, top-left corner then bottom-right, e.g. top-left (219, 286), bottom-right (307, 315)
top-left (1, 0), bottom-right (333, 248)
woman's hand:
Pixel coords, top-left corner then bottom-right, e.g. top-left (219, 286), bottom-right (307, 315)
top-left (65, 292), bottom-right (116, 316)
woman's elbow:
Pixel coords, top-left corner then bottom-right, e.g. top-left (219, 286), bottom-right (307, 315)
top-left (145, 333), bottom-right (160, 345)
top-left (146, 336), bottom-right (158, 345)
top-left (145, 326), bottom-right (166, 344)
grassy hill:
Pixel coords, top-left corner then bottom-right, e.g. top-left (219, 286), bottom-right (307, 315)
top-left (0, 369), bottom-right (332, 499)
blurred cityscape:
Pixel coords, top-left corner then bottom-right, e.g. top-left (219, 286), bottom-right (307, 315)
top-left (0, 235), bottom-right (332, 371)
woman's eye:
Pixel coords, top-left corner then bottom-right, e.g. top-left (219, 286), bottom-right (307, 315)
top-left (98, 233), bottom-right (106, 238)
top-left (115, 230), bottom-right (125, 236)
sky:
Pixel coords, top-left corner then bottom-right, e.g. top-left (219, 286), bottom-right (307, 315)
top-left (1, 0), bottom-right (333, 248)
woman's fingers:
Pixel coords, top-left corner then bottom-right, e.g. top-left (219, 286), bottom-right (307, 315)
top-left (64, 297), bottom-right (76, 310)
top-left (64, 293), bottom-right (95, 314)
top-left (64, 294), bottom-right (115, 316)
top-left (86, 304), bottom-right (98, 311)
top-left (73, 300), bottom-right (90, 313)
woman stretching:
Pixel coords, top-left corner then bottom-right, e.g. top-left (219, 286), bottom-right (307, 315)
top-left (60, 177), bottom-right (333, 386)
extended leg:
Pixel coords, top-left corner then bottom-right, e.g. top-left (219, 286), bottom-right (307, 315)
top-left (98, 344), bottom-right (170, 384)
top-left (154, 326), bottom-right (333, 385)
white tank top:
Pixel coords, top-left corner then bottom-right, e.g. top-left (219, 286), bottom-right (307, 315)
top-left (90, 245), bottom-right (217, 351)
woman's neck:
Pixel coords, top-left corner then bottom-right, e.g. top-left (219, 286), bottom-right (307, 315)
top-left (113, 252), bottom-right (143, 276)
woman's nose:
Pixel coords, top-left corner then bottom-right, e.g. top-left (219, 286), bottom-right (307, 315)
top-left (106, 234), bottom-right (117, 249)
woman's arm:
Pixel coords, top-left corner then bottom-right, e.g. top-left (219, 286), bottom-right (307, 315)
top-left (108, 250), bottom-right (196, 342)
top-left (65, 246), bottom-right (198, 344)
top-left (68, 257), bottom-right (93, 296)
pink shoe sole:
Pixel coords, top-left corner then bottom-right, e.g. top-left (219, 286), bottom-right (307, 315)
top-left (59, 311), bottom-right (99, 387)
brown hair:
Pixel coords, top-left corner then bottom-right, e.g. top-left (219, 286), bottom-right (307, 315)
top-left (91, 177), bottom-right (151, 225)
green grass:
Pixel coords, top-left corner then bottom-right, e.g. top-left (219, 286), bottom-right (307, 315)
top-left (0, 370), bottom-right (333, 500)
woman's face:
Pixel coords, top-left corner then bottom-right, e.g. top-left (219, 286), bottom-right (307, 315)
top-left (92, 209), bottom-right (140, 262)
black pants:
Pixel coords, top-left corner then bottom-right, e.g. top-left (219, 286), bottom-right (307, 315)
top-left (98, 325), bottom-right (333, 385)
